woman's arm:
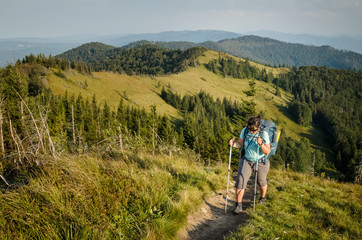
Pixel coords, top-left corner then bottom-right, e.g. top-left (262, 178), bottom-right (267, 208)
top-left (229, 137), bottom-right (244, 149)
top-left (257, 136), bottom-right (271, 155)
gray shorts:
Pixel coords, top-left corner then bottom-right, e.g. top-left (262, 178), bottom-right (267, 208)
top-left (234, 157), bottom-right (270, 190)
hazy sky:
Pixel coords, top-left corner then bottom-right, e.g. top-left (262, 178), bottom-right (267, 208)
top-left (1, 0), bottom-right (361, 38)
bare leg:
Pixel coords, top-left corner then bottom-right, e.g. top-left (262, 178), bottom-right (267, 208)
top-left (260, 185), bottom-right (267, 198)
top-left (236, 188), bottom-right (245, 203)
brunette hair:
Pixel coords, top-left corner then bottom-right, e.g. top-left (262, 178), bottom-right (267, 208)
top-left (247, 116), bottom-right (261, 129)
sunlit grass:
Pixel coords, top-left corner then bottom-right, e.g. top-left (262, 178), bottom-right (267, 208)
top-left (46, 50), bottom-right (307, 142)
top-left (226, 169), bottom-right (362, 240)
top-left (0, 150), bottom-right (225, 239)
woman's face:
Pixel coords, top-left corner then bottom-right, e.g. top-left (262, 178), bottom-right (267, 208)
top-left (248, 125), bottom-right (260, 134)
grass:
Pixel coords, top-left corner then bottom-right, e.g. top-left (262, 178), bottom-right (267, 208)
top-left (46, 50), bottom-right (307, 141)
top-left (0, 150), bottom-right (225, 239)
top-left (2, 152), bottom-right (360, 239)
top-left (226, 169), bottom-right (362, 240)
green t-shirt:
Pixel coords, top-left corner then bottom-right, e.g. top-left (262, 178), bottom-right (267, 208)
top-left (240, 127), bottom-right (270, 162)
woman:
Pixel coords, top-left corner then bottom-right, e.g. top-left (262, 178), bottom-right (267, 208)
top-left (229, 116), bottom-right (271, 214)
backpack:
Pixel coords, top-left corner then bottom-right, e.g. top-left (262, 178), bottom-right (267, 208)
top-left (242, 119), bottom-right (281, 163)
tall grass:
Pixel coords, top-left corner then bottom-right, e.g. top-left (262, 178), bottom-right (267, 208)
top-left (0, 150), bottom-right (224, 239)
top-left (227, 169), bottom-right (362, 240)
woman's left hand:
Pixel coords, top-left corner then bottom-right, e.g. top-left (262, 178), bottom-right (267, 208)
top-left (257, 136), bottom-right (263, 146)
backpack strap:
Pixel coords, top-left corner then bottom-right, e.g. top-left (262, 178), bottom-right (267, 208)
top-left (243, 127), bottom-right (254, 151)
top-left (257, 125), bottom-right (269, 164)
top-left (243, 127), bottom-right (259, 151)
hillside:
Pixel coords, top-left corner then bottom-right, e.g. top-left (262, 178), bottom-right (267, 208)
top-left (6, 44), bottom-right (360, 181)
top-left (50, 49), bottom-right (300, 135)
top-left (199, 36), bottom-right (362, 70)
top-left (0, 150), bottom-right (360, 239)
top-left (57, 38), bottom-right (362, 72)
top-left (2, 30), bottom-right (362, 68)
top-left (0, 37), bottom-right (361, 240)
top-left (50, 46), bottom-right (362, 180)
top-left (122, 37), bottom-right (362, 70)
top-left (58, 43), bottom-right (206, 75)
top-left (0, 150), bottom-right (225, 239)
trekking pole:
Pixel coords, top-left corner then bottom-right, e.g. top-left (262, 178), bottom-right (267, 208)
top-left (224, 145), bottom-right (233, 214)
top-left (253, 145), bottom-right (259, 212)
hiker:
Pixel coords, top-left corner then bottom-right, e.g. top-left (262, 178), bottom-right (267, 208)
top-left (228, 116), bottom-right (271, 214)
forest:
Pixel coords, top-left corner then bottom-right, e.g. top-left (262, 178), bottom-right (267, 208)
top-left (0, 44), bottom-right (361, 184)
top-left (204, 55), bottom-right (362, 181)
top-left (274, 66), bottom-right (362, 181)
top-left (118, 37), bottom-right (362, 70)
top-left (58, 42), bottom-right (206, 76)
top-left (201, 36), bottom-right (362, 70)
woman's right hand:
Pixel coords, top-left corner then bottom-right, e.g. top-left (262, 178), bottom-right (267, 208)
top-left (229, 137), bottom-right (235, 147)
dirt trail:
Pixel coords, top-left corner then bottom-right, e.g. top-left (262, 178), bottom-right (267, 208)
top-left (178, 178), bottom-right (255, 240)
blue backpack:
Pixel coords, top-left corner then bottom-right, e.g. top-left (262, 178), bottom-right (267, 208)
top-left (243, 119), bottom-right (280, 163)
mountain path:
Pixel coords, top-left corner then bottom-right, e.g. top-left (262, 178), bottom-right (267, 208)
top-left (178, 178), bottom-right (255, 240)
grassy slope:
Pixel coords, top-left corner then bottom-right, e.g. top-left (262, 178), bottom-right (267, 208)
top-left (0, 151), bottom-right (225, 239)
top-left (46, 50), bottom-right (305, 141)
top-left (1, 51), bottom-right (358, 239)
top-left (0, 152), bottom-right (360, 239)
top-left (227, 169), bottom-right (362, 239)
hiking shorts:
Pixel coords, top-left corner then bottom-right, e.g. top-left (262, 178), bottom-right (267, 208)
top-left (234, 157), bottom-right (270, 190)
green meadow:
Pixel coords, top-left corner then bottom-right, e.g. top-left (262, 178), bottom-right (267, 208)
top-left (1, 48), bottom-right (357, 240)
top-left (46, 50), bottom-right (305, 141)
top-left (227, 169), bottom-right (362, 240)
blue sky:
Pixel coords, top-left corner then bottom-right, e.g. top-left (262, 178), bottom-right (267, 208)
top-left (1, 0), bottom-right (361, 38)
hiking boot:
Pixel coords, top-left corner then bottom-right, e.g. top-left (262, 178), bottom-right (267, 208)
top-left (258, 197), bottom-right (266, 205)
top-left (233, 203), bottom-right (243, 214)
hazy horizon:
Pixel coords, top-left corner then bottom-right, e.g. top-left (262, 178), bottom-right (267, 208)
top-left (1, 0), bottom-right (361, 39)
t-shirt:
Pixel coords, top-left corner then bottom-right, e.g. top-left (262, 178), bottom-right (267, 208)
top-left (240, 127), bottom-right (270, 162)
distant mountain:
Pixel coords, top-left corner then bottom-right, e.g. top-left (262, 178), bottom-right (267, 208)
top-left (2, 30), bottom-right (362, 69)
top-left (198, 36), bottom-right (362, 70)
top-left (58, 42), bottom-right (206, 75)
top-left (103, 30), bottom-right (242, 46)
top-left (140, 37), bottom-right (362, 70)
top-left (246, 30), bottom-right (362, 55)
top-left (57, 37), bottom-right (362, 70)
top-left (0, 30), bottom-right (240, 67)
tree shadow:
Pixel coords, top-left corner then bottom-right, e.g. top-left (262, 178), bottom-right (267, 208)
top-left (300, 125), bottom-right (335, 163)
top-left (275, 103), bottom-right (294, 122)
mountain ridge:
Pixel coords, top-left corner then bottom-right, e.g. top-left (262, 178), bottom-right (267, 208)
top-left (58, 38), bottom-right (362, 70)
top-left (1, 29), bottom-right (362, 67)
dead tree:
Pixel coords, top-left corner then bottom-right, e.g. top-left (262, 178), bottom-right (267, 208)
top-left (38, 103), bottom-right (56, 158)
top-left (72, 105), bottom-right (76, 147)
top-left (0, 96), bottom-right (5, 159)
top-left (9, 118), bottom-right (22, 165)
top-left (13, 87), bottom-right (45, 154)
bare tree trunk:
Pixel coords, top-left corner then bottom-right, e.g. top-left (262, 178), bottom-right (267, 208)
top-left (152, 127), bottom-right (155, 156)
top-left (20, 101), bottom-right (37, 156)
top-left (13, 124), bottom-right (30, 164)
top-left (38, 104), bottom-right (56, 158)
top-left (72, 105), bottom-right (76, 147)
top-left (152, 108), bottom-right (155, 156)
top-left (0, 98), bottom-right (5, 159)
top-left (13, 87), bottom-right (45, 153)
top-left (9, 118), bottom-right (22, 165)
top-left (0, 101), bottom-right (9, 185)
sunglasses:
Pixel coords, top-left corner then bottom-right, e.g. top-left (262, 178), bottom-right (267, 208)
top-left (248, 126), bottom-right (259, 132)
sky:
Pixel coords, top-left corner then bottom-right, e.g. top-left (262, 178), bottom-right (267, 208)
top-left (1, 0), bottom-right (362, 38)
